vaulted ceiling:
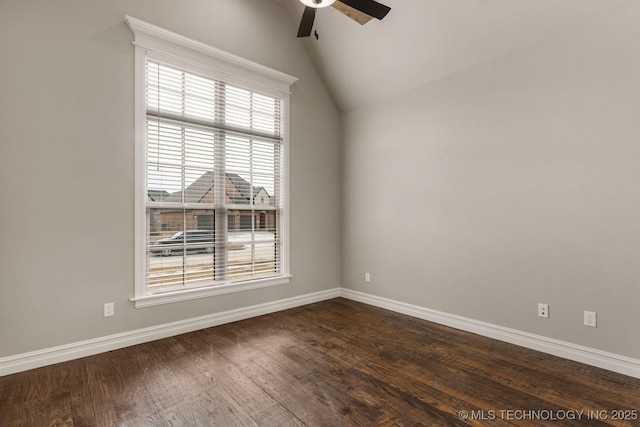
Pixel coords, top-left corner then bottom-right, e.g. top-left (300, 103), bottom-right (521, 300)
top-left (274, 0), bottom-right (640, 113)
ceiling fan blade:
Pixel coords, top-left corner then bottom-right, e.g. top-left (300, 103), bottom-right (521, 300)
top-left (297, 6), bottom-right (316, 37)
top-left (332, 2), bottom-right (373, 25)
top-left (338, 0), bottom-right (391, 20)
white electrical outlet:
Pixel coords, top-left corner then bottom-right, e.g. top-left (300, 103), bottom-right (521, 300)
top-left (104, 302), bottom-right (114, 317)
top-left (584, 311), bottom-right (597, 327)
top-left (538, 303), bottom-right (549, 318)
top-left (365, 272), bottom-right (371, 282)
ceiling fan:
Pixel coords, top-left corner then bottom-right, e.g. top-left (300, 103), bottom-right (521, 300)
top-left (297, 0), bottom-right (391, 38)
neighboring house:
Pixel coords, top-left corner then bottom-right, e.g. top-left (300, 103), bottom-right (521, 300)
top-left (148, 171), bottom-right (276, 234)
top-left (147, 189), bottom-right (170, 202)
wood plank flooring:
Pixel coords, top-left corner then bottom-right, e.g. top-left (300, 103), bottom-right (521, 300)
top-left (1, 298), bottom-right (639, 426)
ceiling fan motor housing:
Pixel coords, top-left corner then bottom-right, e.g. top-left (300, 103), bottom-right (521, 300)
top-left (299, 0), bottom-right (336, 8)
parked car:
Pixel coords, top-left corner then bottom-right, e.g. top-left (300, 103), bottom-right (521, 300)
top-left (149, 230), bottom-right (214, 256)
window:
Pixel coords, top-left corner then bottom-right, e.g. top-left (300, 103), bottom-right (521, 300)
top-left (127, 16), bottom-right (297, 307)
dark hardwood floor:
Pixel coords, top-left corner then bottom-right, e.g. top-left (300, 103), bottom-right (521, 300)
top-left (1, 298), bottom-right (639, 426)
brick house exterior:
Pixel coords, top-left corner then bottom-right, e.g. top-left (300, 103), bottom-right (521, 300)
top-left (148, 172), bottom-right (276, 235)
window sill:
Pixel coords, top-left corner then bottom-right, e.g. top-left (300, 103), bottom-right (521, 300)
top-left (130, 275), bottom-right (292, 308)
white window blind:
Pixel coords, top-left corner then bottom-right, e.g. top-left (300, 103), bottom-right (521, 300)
top-left (144, 60), bottom-right (284, 294)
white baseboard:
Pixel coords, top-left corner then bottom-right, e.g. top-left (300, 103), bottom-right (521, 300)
top-left (340, 289), bottom-right (640, 379)
top-left (3, 287), bottom-right (639, 380)
top-left (0, 288), bottom-right (341, 377)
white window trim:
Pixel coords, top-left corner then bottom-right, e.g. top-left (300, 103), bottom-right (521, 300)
top-left (126, 16), bottom-right (297, 308)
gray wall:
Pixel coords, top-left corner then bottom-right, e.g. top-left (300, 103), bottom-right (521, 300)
top-left (0, 0), bottom-right (341, 357)
top-left (342, 8), bottom-right (640, 359)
